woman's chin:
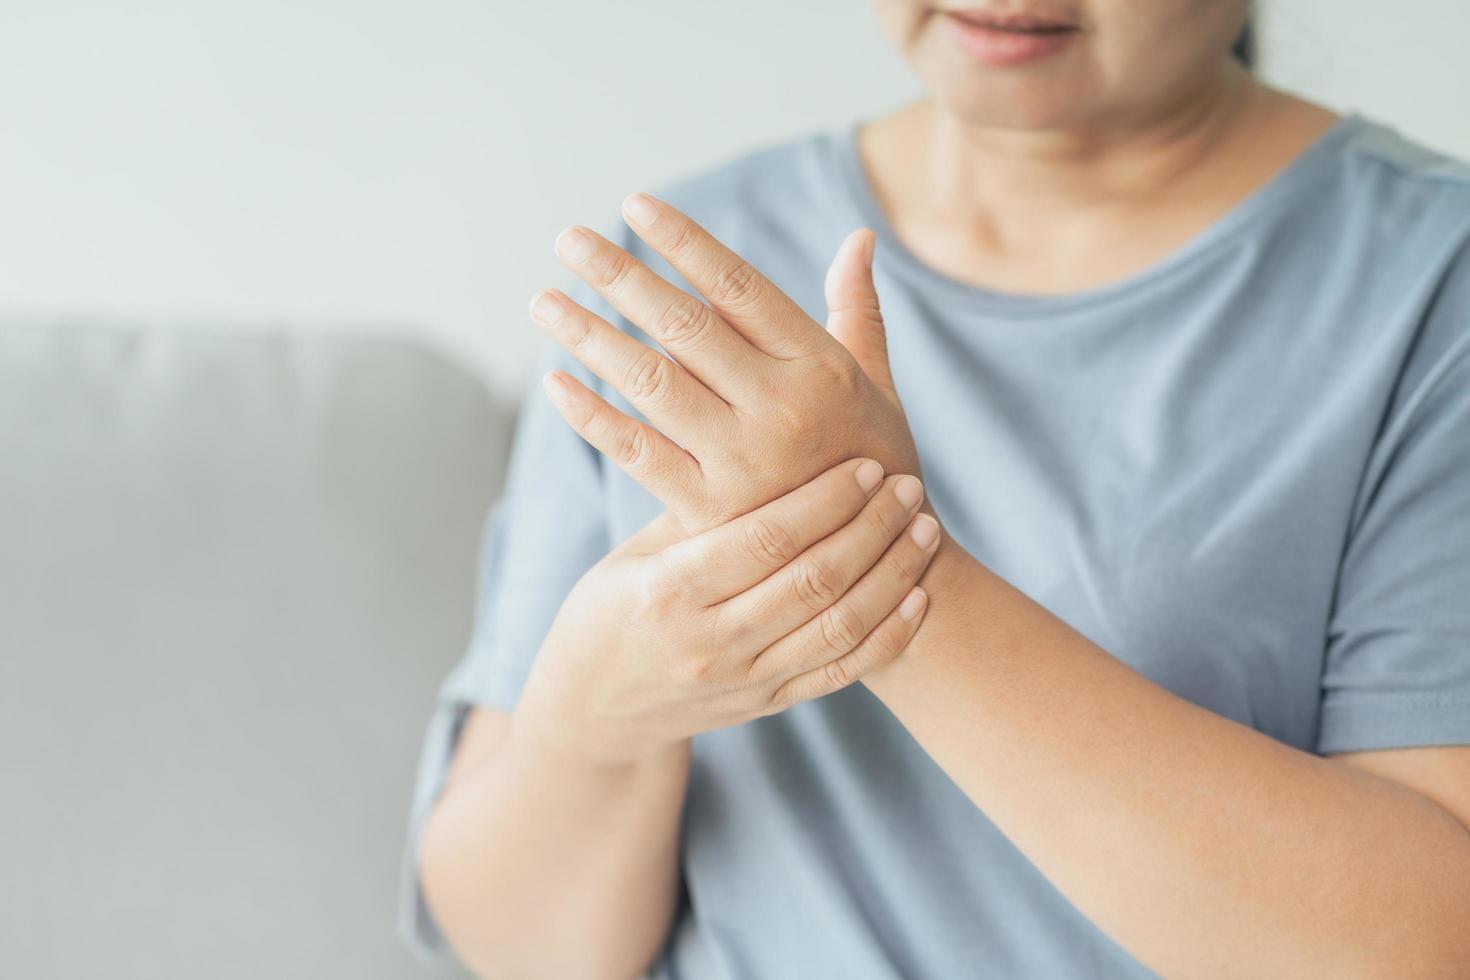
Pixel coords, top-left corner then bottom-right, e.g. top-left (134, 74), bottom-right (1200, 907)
top-left (926, 80), bottom-right (1102, 132)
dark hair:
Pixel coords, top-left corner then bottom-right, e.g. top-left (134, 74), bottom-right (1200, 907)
top-left (1231, 17), bottom-right (1256, 69)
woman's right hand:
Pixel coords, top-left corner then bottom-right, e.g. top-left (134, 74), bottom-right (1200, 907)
top-left (511, 457), bottom-right (941, 767)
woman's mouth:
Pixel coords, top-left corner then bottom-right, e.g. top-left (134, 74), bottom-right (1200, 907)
top-left (940, 9), bottom-right (1080, 67)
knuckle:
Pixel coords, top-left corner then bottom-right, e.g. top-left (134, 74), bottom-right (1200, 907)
top-left (866, 488), bottom-right (905, 539)
top-left (612, 423), bottom-right (653, 469)
top-left (664, 220), bottom-right (700, 258)
top-left (778, 399), bottom-right (811, 433)
top-left (824, 351), bottom-right (867, 392)
top-left (709, 261), bottom-right (761, 309)
top-left (655, 297), bottom-right (712, 347)
top-left (817, 602), bottom-right (866, 654)
top-left (771, 406), bottom-right (819, 454)
top-left (768, 399), bottom-right (828, 455)
top-left (881, 544), bottom-right (919, 583)
top-left (805, 345), bottom-right (865, 390)
top-left (876, 543), bottom-right (923, 581)
top-left (561, 310), bottom-right (595, 349)
top-left (820, 655), bottom-right (854, 693)
top-left (672, 650), bottom-right (717, 687)
top-left (566, 396), bottom-right (598, 430)
top-left (624, 350), bottom-right (672, 402)
top-left (595, 251), bottom-right (635, 291)
top-left (742, 516), bottom-right (798, 568)
top-left (764, 679), bottom-right (800, 713)
top-left (791, 558), bottom-right (842, 612)
top-left (644, 553), bottom-right (686, 609)
top-left (876, 621), bottom-right (907, 662)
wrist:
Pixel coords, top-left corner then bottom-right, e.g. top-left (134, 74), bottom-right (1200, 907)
top-left (862, 526), bottom-right (979, 692)
top-left (509, 690), bottom-right (689, 776)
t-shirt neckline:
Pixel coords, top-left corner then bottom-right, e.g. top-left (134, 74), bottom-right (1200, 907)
top-left (831, 110), bottom-right (1369, 316)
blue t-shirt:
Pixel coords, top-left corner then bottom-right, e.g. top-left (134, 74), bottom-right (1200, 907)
top-left (400, 112), bottom-right (1470, 977)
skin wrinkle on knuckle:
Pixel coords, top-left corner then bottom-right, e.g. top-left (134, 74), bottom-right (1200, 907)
top-left (820, 654), bottom-right (853, 694)
top-left (765, 677), bottom-right (798, 713)
top-left (818, 601), bottom-right (866, 654)
top-left (624, 350), bottom-right (671, 402)
top-left (596, 250), bottom-right (636, 292)
top-left (791, 558), bottom-right (841, 612)
top-left (882, 545), bottom-right (917, 583)
top-left (663, 219), bottom-right (700, 258)
top-left (710, 260), bottom-right (761, 310)
top-left (569, 398), bottom-right (597, 430)
top-left (655, 297), bottom-right (712, 348)
top-left (743, 516), bottom-right (796, 568)
top-left (867, 492), bottom-right (904, 542)
top-left (614, 424), bottom-right (652, 469)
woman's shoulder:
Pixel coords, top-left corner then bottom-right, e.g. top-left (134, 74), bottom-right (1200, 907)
top-left (1294, 115), bottom-right (1470, 328)
top-left (1332, 114), bottom-right (1470, 233)
top-left (1339, 115), bottom-right (1470, 185)
top-left (1335, 118), bottom-right (1470, 390)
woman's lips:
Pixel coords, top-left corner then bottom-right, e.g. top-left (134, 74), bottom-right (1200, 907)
top-left (941, 10), bottom-right (1079, 67)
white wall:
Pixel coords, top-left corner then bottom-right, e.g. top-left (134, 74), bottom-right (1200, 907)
top-left (0, 1), bottom-right (916, 392)
top-left (1258, 1), bottom-right (1470, 161)
top-left (2, 1), bottom-right (1465, 394)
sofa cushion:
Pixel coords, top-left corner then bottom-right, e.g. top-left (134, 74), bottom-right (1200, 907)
top-left (0, 319), bottom-right (509, 978)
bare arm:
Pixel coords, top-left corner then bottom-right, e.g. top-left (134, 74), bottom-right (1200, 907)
top-left (865, 543), bottom-right (1470, 978)
top-left (416, 459), bottom-right (939, 977)
top-left (420, 707), bottom-right (689, 979)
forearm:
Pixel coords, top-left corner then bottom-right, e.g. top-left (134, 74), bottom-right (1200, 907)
top-left (420, 711), bottom-right (689, 980)
top-left (865, 541), bottom-right (1470, 977)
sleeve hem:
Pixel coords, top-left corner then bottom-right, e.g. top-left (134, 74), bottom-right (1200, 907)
top-left (1316, 694), bottom-right (1470, 754)
top-left (395, 663), bottom-right (527, 961)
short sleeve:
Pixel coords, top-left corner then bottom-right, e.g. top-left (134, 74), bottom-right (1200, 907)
top-left (395, 290), bottom-right (614, 958)
top-left (1317, 261), bottom-right (1470, 754)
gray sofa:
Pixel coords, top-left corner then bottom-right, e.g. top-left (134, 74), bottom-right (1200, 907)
top-left (0, 319), bottom-right (513, 978)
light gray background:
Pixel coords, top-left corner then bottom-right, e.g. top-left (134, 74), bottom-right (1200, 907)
top-left (0, 320), bottom-right (511, 978)
top-left (1, 1), bottom-right (1466, 394)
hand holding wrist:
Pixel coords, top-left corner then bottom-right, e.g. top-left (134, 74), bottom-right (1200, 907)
top-left (518, 458), bottom-right (939, 767)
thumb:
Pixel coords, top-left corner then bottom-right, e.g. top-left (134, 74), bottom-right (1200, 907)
top-left (824, 227), bottom-right (895, 394)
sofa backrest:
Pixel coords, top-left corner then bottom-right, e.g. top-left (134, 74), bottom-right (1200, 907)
top-left (0, 320), bottom-right (509, 978)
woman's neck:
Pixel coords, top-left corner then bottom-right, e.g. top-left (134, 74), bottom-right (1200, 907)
top-left (927, 63), bottom-right (1257, 219)
top-left (857, 67), bottom-right (1340, 294)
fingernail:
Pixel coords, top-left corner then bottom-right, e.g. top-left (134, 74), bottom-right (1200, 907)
top-left (541, 371), bottom-right (568, 402)
top-left (529, 290), bottom-right (564, 326)
top-left (854, 459), bottom-right (884, 493)
top-left (895, 475), bottom-right (923, 510)
top-left (899, 587), bottom-right (927, 620)
top-left (911, 513), bottom-right (939, 548)
top-left (554, 227), bottom-right (593, 263)
top-left (622, 192), bottom-right (659, 227)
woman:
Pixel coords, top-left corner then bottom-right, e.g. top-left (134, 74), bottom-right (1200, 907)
top-left (402, 2), bottom-right (1470, 976)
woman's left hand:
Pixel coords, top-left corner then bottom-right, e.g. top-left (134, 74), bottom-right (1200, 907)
top-left (530, 192), bottom-right (923, 535)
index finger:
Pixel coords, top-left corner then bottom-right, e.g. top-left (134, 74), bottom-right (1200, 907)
top-left (620, 191), bottom-right (831, 361)
top-left (653, 457), bottom-right (886, 605)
